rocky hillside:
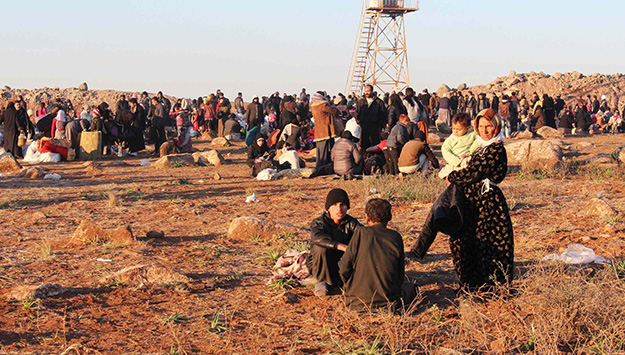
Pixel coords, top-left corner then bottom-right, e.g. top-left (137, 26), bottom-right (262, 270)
top-left (438, 71), bottom-right (625, 109)
top-left (0, 83), bottom-right (177, 113)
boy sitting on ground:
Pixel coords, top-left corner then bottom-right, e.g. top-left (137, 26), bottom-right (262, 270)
top-left (339, 198), bottom-right (417, 311)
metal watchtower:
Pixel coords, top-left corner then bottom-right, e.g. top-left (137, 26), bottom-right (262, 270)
top-left (346, 0), bottom-right (419, 95)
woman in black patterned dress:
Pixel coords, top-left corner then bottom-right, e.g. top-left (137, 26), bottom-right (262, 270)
top-left (445, 108), bottom-right (514, 290)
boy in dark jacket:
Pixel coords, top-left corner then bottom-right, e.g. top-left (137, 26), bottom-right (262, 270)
top-left (307, 189), bottom-right (361, 296)
top-left (339, 198), bottom-right (417, 311)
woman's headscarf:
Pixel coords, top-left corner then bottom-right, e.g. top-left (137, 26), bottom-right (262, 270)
top-left (475, 108), bottom-right (504, 147)
top-left (389, 94), bottom-right (407, 114)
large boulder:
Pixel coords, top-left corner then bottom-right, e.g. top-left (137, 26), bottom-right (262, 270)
top-left (506, 140), bottom-right (563, 170)
top-left (78, 82), bottom-right (88, 91)
top-left (159, 142), bottom-right (176, 157)
top-left (0, 153), bottom-right (22, 173)
top-left (428, 133), bottom-right (443, 144)
top-left (436, 84), bottom-right (451, 96)
top-left (536, 126), bottom-right (564, 139)
top-left (152, 153), bottom-right (195, 168)
top-left (585, 198), bottom-right (617, 218)
top-left (228, 216), bottom-right (304, 241)
top-left (70, 220), bottom-right (136, 245)
top-left (457, 83), bottom-right (467, 91)
top-left (192, 150), bottom-right (224, 166)
top-left (100, 264), bottom-right (190, 287)
top-left (512, 130), bottom-right (534, 139)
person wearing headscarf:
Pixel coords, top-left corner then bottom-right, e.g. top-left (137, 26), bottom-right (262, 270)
top-left (307, 188), bottom-right (361, 297)
top-left (531, 100), bottom-right (546, 132)
top-left (409, 109), bottom-right (513, 292)
top-left (387, 93), bottom-right (407, 132)
top-left (1, 102), bottom-right (26, 158)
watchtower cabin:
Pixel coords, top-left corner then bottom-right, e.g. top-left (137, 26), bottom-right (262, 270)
top-left (346, 0), bottom-right (419, 95)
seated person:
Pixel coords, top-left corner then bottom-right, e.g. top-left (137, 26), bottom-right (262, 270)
top-left (247, 134), bottom-right (276, 176)
top-left (331, 130), bottom-right (362, 178)
top-left (276, 122), bottom-right (303, 150)
top-left (439, 113), bottom-right (477, 179)
top-left (398, 130), bottom-right (439, 176)
top-left (339, 198), bottom-right (417, 311)
top-left (385, 114), bottom-right (411, 175)
top-left (307, 189), bottom-right (361, 297)
top-left (223, 113), bottom-right (242, 140)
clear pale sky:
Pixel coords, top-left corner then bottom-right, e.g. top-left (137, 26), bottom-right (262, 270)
top-left (1, 0), bottom-right (623, 99)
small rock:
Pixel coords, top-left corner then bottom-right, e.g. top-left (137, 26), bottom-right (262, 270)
top-left (70, 220), bottom-right (136, 245)
top-left (536, 126), bottom-right (564, 139)
top-left (146, 230), bottom-right (165, 239)
top-left (0, 153), bottom-right (23, 173)
top-left (152, 153), bottom-right (195, 168)
top-left (211, 137), bottom-right (230, 147)
top-left (283, 292), bottom-right (298, 304)
top-left (585, 198), bottom-right (617, 218)
top-left (193, 150), bottom-right (224, 166)
top-left (227, 216), bottom-right (303, 241)
top-left (78, 82), bottom-right (88, 91)
top-left (428, 133), bottom-right (443, 144)
top-left (213, 173), bottom-right (221, 180)
top-left (508, 70), bottom-right (516, 78)
top-left (604, 224), bottom-right (618, 234)
top-left (100, 264), bottom-right (190, 287)
top-left (435, 119), bottom-right (451, 134)
top-left (33, 211), bottom-right (47, 219)
top-left (7, 283), bottom-right (68, 301)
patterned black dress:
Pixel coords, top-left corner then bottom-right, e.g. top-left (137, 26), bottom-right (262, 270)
top-left (447, 141), bottom-right (514, 290)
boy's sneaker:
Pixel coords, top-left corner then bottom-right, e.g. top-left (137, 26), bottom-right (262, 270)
top-left (314, 282), bottom-right (327, 297)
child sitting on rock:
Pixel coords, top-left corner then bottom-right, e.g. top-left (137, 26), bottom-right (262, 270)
top-left (339, 198), bottom-right (417, 311)
top-left (438, 113), bottom-right (477, 179)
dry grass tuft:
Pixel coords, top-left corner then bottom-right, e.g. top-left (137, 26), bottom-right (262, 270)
top-left (107, 192), bottom-right (121, 208)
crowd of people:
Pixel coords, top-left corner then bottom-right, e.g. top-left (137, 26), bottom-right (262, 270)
top-left (1, 85), bottom-right (621, 310)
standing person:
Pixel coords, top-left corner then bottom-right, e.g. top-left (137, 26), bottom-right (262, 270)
top-left (307, 189), bottom-right (361, 297)
top-left (1, 102), bottom-right (25, 158)
top-left (140, 91), bottom-right (151, 112)
top-left (233, 92), bottom-right (245, 115)
top-left (531, 100), bottom-right (546, 132)
top-left (490, 93), bottom-right (499, 113)
top-left (554, 94), bottom-right (565, 117)
top-left (437, 94), bottom-right (451, 127)
top-left (299, 88), bottom-right (307, 102)
top-left (115, 94), bottom-right (130, 118)
top-left (245, 96), bottom-right (263, 130)
top-left (409, 108), bottom-right (514, 292)
top-left (498, 95), bottom-right (511, 138)
top-left (278, 96), bottom-right (297, 131)
top-left (356, 84), bottom-right (387, 150)
top-left (36, 102), bottom-right (48, 119)
top-left (339, 198), bottom-right (417, 311)
top-left (465, 92), bottom-right (477, 118)
top-left (311, 92), bottom-right (340, 170)
top-left (150, 97), bottom-right (167, 153)
top-left (477, 93), bottom-right (490, 112)
top-left (542, 94), bottom-right (556, 128)
top-left (386, 93), bottom-right (407, 133)
top-left (403, 87), bottom-right (427, 125)
top-left (574, 99), bottom-right (589, 134)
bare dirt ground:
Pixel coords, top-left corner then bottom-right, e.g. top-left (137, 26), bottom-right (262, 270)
top-left (1, 132), bottom-right (625, 354)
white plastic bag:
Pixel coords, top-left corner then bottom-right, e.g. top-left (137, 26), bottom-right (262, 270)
top-left (279, 149), bottom-right (300, 170)
top-left (245, 193), bottom-right (260, 203)
top-left (43, 173), bottom-right (62, 181)
top-left (140, 159), bottom-right (151, 166)
top-left (542, 244), bottom-right (608, 264)
top-left (256, 168), bottom-right (276, 181)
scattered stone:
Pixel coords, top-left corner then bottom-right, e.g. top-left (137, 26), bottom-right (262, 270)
top-left (273, 168), bottom-right (316, 179)
top-left (536, 126), bottom-right (564, 139)
top-left (146, 230), bottom-right (165, 239)
top-left (605, 224), bottom-right (619, 234)
top-left (200, 131), bottom-right (214, 140)
top-left (585, 198), bottom-right (617, 218)
top-left (512, 130), bottom-right (534, 139)
top-left (7, 283), bottom-right (68, 301)
top-left (578, 142), bottom-right (593, 148)
top-left (428, 133), bottom-right (443, 144)
top-left (100, 264), bottom-right (190, 288)
top-left (456, 83), bottom-right (467, 91)
top-left (70, 220), bottom-right (136, 245)
top-left (227, 216), bottom-right (304, 241)
top-left (211, 137), bottom-right (230, 147)
top-left (506, 140), bottom-right (563, 170)
top-left (213, 173), bottom-right (221, 180)
top-left (283, 292), bottom-right (298, 304)
top-left (159, 142), bottom-right (176, 157)
top-left (78, 82), bottom-right (88, 91)
top-left (33, 211), bottom-right (47, 219)
top-left (193, 150), bottom-right (224, 166)
top-left (436, 84), bottom-right (451, 96)
top-left (152, 153), bottom-right (195, 168)
top-left (83, 161), bottom-right (102, 174)
top-left (0, 153), bottom-right (23, 173)
top-left (612, 144), bottom-right (625, 164)
top-left (508, 70), bottom-right (516, 78)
